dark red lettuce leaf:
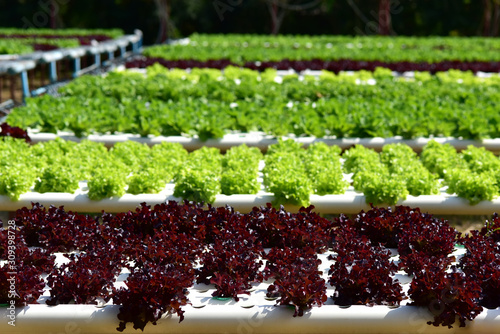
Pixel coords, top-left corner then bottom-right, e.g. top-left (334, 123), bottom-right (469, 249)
top-left (397, 212), bottom-right (457, 275)
top-left (247, 204), bottom-right (334, 251)
top-left (196, 214), bottom-right (263, 300)
top-left (0, 123), bottom-right (30, 142)
top-left (46, 252), bottom-right (121, 305)
top-left (112, 261), bottom-right (194, 332)
top-left (126, 57), bottom-right (500, 74)
top-left (0, 264), bottom-right (45, 306)
top-left (265, 247), bottom-right (327, 316)
top-left (408, 265), bottom-right (482, 328)
top-left (328, 233), bottom-right (402, 307)
top-left (14, 203), bottom-right (99, 253)
top-left (459, 227), bottom-right (500, 309)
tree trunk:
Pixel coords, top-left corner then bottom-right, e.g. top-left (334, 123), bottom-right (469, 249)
top-left (492, 0), bottom-right (500, 36)
top-left (50, 0), bottom-right (56, 29)
top-left (154, 0), bottom-right (171, 43)
top-left (481, 0), bottom-right (500, 36)
top-left (483, 0), bottom-right (492, 36)
top-left (378, 0), bottom-right (391, 35)
top-left (267, 1), bottom-right (286, 35)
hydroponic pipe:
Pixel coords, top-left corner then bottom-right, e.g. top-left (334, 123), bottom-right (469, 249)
top-left (1, 304), bottom-right (498, 334)
top-left (1, 192), bottom-right (500, 215)
top-left (27, 131), bottom-right (500, 153)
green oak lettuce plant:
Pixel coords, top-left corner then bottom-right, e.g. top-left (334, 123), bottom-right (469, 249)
top-left (173, 147), bottom-right (222, 203)
top-left (421, 140), bottom-right (461, 178)
top-left (8, 67), bottom-right (500, 140)
top-left (0, 168), bottom-right (37, 201)
top-left (381, 144), bottom-right (440, 196)
top-left (263, 139), bottom-right (312, 207)
top-left (88, 167), bottom-right (127, 201)
top-left (221, 144), bottom-right (262, 195)
top-left (110, 141), bottom-right (151, 173)
top-left (127, 168), bottom-right (167, 195)
top-left (444, 145), bottom-right (500, 204)
top-left (305, 142), bottom-right (347, 195)
top-left (34, 164), bottom-right (79, 194)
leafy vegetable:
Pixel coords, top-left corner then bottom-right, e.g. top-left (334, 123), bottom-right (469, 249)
top-left (328, 230), bottom-right (402, 307)
top-left (265, 247), bottom-right (327, 317)
top-left (408, 265), bottom-right (482, 328)
top-left (9, 68), bottom-right (500, 140)
top-left (5, 201), bottom-right (500, 329)
top-left (34, 163), bottom-right (79, 194)
top-left (46, 252), bottom-right (120, 305)
top-left (113, 261), bottom-right (194, 331)
top-left (221, 144), bottom-right (262, 195)
top-left (197, 217), bottom-right (263, 301)
top-left (88, 167), bottom-right (127, 201)
top-left (143, 34), bottom-right (500, 64)
top-left (173, 147), bottom-right (222, 203)
top-left (443, 145), bottom-right (500, 204)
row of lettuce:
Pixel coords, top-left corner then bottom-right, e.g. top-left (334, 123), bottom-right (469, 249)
top-left (126, 56), bottom-right (500, 73)
top-left (0, 38), bottom-right (81, 55)
top-left (0, 27), bottom-right (123, 39)
top-left (2, 136), bottom-right (500, 206)
top-left (0, 28), bottom-right (123, 54)
top-left (144, 34), bottom-right (500, 64)
top-left (6, 31), bottom-right (500, 62)
top-left (8, 66), bottom-right (500, 140)
top-left (2, 203), bottom-right (499, 330)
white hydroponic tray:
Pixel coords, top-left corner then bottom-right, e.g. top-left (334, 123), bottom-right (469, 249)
top-left (0, 179), bottom-right (499, 215)
top-left (26, 131), bottom-right (500, 154)
top-left (3, 248), bottom-right (499, 334)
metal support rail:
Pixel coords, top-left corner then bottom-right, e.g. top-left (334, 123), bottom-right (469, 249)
top-left (0, 30), bottom-right (143, 104)
top-left (0, 59), bottom-right (36, 104)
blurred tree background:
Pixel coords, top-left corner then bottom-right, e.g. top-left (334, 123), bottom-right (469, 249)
top-left (0, 0), bottom-right (494, 44)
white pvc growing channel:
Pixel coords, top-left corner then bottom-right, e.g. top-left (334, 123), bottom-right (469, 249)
top-left (0, 170), bottom-right (499, 215)
top-left (27, 131), bottom-right (500, 154)
top-left (2, 190), bottom-right (500, 215)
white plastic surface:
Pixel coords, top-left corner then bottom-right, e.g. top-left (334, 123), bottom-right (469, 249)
top-left (3, 304), bottom-right (500, 334)
top-left (27, 131), bottom-right (500, 153)
top-left (40, 51), bottom-right (64, 63)
top-left (63, 47), bottom-right (87, 58)
top-left (0, 60), bottom-right (36, 75)
top-left (0, 187), bottom-right (499, 215)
